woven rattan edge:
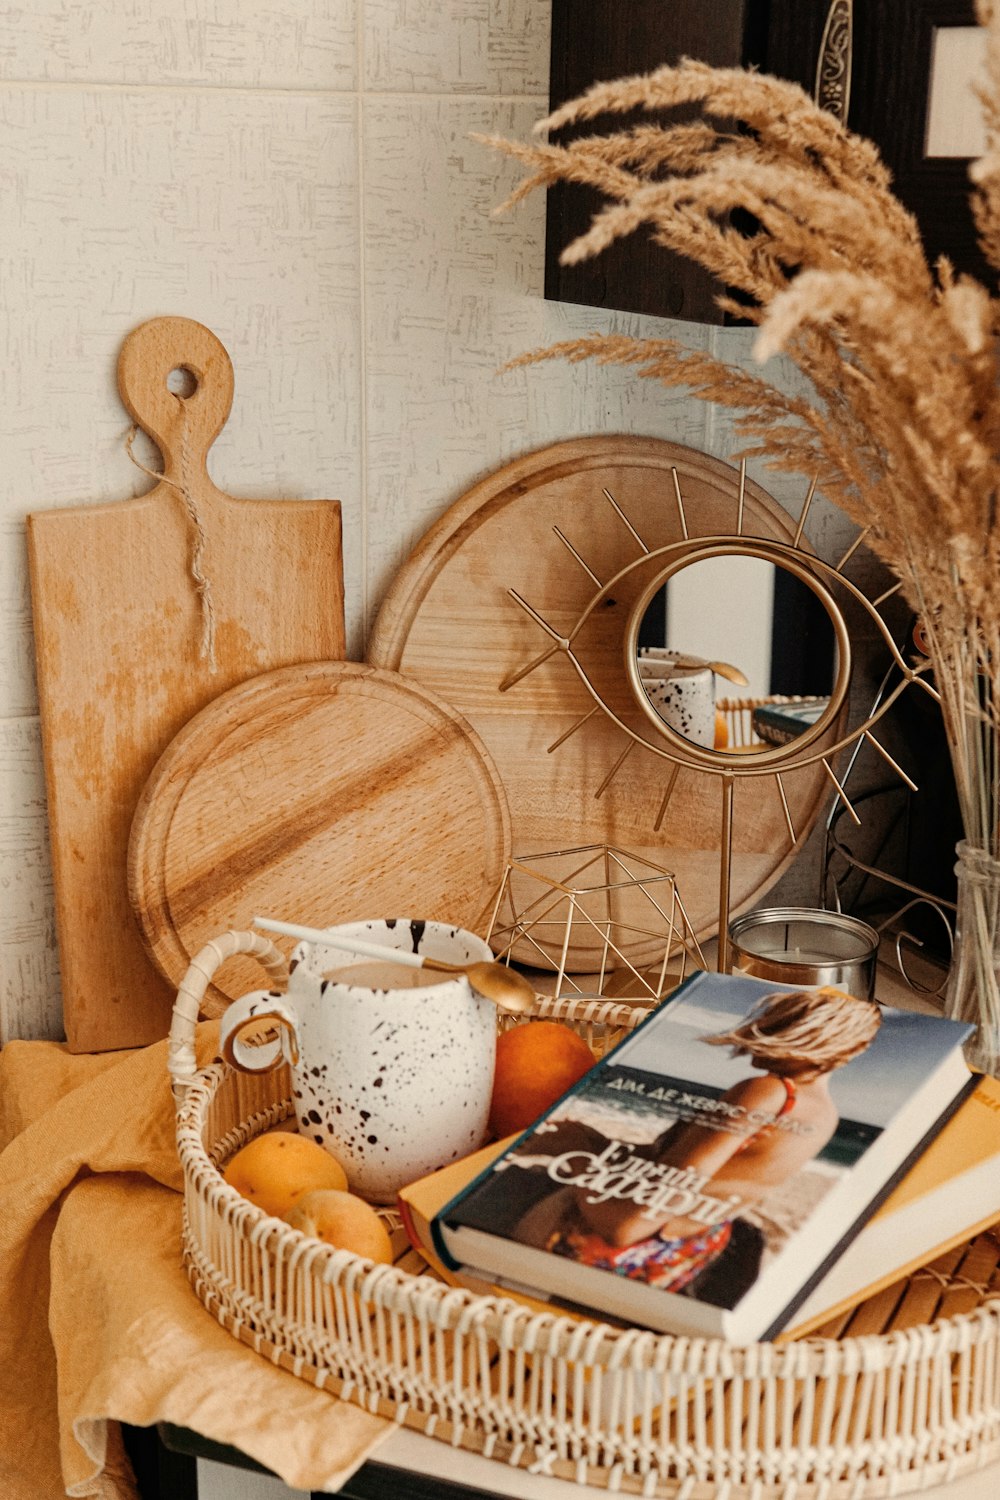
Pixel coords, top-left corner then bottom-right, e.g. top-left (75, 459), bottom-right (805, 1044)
top-left (174, 979), bottom-right (1000, 1498)
top-left (182, 1249), bottom-right (1000, 1499)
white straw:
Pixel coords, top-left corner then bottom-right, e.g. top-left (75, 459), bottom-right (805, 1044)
top-left (252, 916), bottom-right (425, 970)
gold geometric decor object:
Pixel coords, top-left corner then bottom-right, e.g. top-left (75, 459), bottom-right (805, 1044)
top-left (486, 843), bottom-right (706, 999)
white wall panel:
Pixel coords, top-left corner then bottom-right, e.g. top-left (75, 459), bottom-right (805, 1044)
top-left (0, 1), bottom-right (357, 90)
top-left (364, 0), bottom-right (549, 94)
top-left (0, 716), bottom-right (61, 1044)
top-left (361, 94), bottom-right (712, 626)
top-left (0, 520), bottom-right (37, 720)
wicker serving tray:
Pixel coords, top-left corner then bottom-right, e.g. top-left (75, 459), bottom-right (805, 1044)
top-left (169, 932), bottom-right (1000, 1498)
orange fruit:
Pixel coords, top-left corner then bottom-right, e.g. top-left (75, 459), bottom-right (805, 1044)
top-left (284, 1189), bottom-right (394, 1264)
top-left (488, 1020), bottom-right (595, 1138)
top-left (223, 1131), bottom-right (348, 1219)
top-left (714, 710), bottom-right (729, 749)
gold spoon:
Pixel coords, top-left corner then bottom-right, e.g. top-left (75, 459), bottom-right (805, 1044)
top-left (638, 650), bottom-right (749, 687)
top-left (253, 916), bottom-right (536, 1015)
top-left (706, 659), bottom-right (750, 687)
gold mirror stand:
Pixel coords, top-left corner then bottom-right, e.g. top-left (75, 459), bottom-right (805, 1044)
top-left (622, 540), bottom-right (852, 971)
top-left (507, 482), bottom-right (940, 974)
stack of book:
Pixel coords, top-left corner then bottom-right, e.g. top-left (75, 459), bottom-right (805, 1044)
top-left (752, 698), bottom-right (830, 746)
top-left (399, 972), bottom-right (998, 1345)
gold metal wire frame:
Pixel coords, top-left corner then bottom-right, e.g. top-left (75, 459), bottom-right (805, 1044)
top-left (503, 480), bottom-right (938, 971)
top-left (485, 843), bottom-right (706, 1000)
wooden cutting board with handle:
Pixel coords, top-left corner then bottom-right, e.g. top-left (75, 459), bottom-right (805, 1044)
top-left (27, 316), bottom-right (346, 1052)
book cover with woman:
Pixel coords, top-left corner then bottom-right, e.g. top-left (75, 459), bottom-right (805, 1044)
top-left (436, 973), bottom-right (974, 1340)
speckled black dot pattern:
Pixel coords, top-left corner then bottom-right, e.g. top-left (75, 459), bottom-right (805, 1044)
top-left (643, 671), bottom-right (715, 746)
top-left (279, 919), bottom-right (496, 1205)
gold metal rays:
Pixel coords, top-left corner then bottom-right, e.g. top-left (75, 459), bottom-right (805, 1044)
top-left (499, 461), bottom-right (938, 969)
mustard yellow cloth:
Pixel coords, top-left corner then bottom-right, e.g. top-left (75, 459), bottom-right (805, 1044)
top-left (0, 1027), bottom-right (395, 1499)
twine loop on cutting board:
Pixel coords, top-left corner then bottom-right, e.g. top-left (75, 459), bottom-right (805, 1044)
top-left (125, 412), bottom-right (218, 671)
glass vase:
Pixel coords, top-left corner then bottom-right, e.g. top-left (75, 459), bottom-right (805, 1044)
top-left (944, 840), bottom-right (1000, 1076)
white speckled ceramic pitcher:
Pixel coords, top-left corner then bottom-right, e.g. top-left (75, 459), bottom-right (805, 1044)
top-left (638, 656), bottom-right (716, 746)
top-left (217, 919), bottom-right (497, 1203)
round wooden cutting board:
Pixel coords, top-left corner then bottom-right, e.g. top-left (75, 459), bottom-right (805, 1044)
top-left (128, 662), bottom-right (512, 1015)
top-left (367, 436), bottom-right (840, 969)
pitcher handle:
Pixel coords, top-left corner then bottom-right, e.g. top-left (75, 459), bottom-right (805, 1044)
top-left (169, 929), bottom-right (289, 1099)
top-left (218, 991), bottom-right (300, 1075)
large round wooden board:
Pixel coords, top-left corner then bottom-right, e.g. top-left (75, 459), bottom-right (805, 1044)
top-left (368, 436), bottom-right (838, 968)
top-left (128, 662), bottom-right (512, 1015)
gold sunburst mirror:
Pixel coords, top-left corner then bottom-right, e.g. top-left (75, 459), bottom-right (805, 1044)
top-left (503, 461), bottom-right (938, 970)
top-left (368, 436), bottom-right (939, 976)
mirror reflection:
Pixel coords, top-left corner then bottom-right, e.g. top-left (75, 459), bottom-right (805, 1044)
top-left (634, 556), bottom-right (838, 752)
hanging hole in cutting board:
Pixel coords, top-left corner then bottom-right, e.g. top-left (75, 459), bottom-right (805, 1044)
top-left (166, 366), bottom-right (198, 399)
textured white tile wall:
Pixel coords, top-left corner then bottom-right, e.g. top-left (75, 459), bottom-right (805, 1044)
top-left (0, 1), bottom-right (358, 89)
top-left (0, 8), bottom-right (885, 1497)
top-left (361, 92), bottom-right (712, 609)
top-left (0, 9), bottom-right (843, 1043)
top-left (0, 85), bottom-right (363, 669)
top-left (0, 2), bottom-right (734, 1047)
top-left (364, 0), bottom-right (549, 93)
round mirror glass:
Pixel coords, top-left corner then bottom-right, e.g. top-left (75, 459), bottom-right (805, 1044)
top-left (631, 554), bottom-right (839, 755)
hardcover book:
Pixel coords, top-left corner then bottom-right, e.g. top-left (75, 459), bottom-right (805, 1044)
top-left (399, 1073), bottom-right (1000, 1338)
top-left (752, 698), bottom-right (830, 746)
top-left (787, 1070), bottom-right (1000, 1335)
top-left (432, 972), bottom-right (975, 1344)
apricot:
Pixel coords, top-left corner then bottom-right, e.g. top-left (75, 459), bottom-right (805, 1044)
top-left (284, 1189), bottom-right (394, 1264)
top-left (223, 1131), bottom-right (348, 1219)
top-left (488, 1020), bottom-right (595, 1138)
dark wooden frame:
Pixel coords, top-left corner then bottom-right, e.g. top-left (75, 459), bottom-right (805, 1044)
top-left (545, 1), bottom-right (994, 323)
top-left (857, 0), bottom-right (988, 282)
top-left (775, 0), bottom-right (990, 284)
top-left (545, 0), bottom-right (766, 324)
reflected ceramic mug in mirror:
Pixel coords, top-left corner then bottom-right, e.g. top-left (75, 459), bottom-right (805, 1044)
top-left (217, 919), bottom-right (497, 1203)
top-left (629, 551), bottom-right (840, 755)
top-left (637, 652), bottom-right (716, 747)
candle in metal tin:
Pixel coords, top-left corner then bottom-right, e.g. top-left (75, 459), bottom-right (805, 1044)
top-left (728, 907), bottom-right (879, 998)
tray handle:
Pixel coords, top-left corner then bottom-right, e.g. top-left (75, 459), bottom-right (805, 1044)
top-left (169, 930), bottom-right (289, 1098)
